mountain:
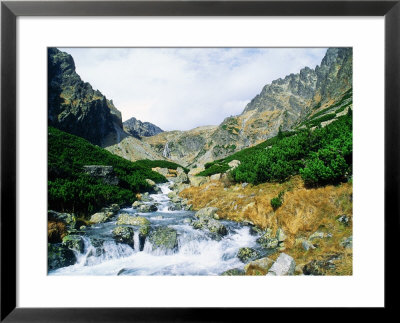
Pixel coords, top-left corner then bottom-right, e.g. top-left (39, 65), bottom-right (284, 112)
top-left (48, 48), bottom-right (124, 146)
top-left (140, 48), bottom-right (352, 167)
top-left (48, 48), bottom-right (165, 161)
top-left (123, 117), bottom-right (163, 138)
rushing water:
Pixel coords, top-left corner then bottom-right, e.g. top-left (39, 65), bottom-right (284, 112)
top-left (49, 182), bottom-right (265, 276)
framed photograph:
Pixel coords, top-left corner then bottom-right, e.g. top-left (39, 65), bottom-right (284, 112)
top-left (1, 0), bottom-right (398, 320)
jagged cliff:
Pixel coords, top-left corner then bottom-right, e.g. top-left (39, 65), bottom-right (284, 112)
top-left (49, 47), bottom-right (352, 167)
top-left (48, 48), bottom-right (165, 161)
top-left (142, 48), bottom-right (352, 167)
top-left (48, 48), bottom-right (123, 146)
top-left (123, 117), bottom-right (163, 138)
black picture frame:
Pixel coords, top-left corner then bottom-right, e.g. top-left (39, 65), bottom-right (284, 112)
top-left (1, 0), bottom-right (399, 321)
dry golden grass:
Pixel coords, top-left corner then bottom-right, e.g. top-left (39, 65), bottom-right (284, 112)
top-left (48, 221), bottom-right (67, 243)
top-left (180, 175), bottom-right (353, 275)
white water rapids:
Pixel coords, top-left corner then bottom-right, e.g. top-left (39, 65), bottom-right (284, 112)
top-left (49, 182), bottom-right (263, 276)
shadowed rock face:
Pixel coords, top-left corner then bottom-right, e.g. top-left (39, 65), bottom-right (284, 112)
top-left (123, 117), bottom-right (163, 138)
top-left (48, 48), bottom-right (123, 146)
top-left (83, 165), bottom-right (119, 185)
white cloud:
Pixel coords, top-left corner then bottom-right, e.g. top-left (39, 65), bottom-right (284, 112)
top-left (61, 47), bottom-right (327, 131)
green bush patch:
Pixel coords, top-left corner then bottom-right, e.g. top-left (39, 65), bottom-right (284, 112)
top-left (48, 127), bottom-right (168, 216)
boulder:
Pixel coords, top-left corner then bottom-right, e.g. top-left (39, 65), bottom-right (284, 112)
top-left (48, 210), bottom-right (76, 228)
top-left (48, 243), bottom-right (76, 271)
top-left (168, 204), bottom-right (182, 211)
top-left (220, 268), bottom-right (245, 276)
top-left (195, 207), bottom-right (219, 219)
top-left (210, 173), bottom-right (221, 181)
top-left (138, 204), bottom-right (158, 213)
top-left (148, 227), bottom-right (178, 252)
top-left (62, 235), bottom-right (84, 253)
top-left (132, 201), bottom-right (142, 208)
top-left (188, 166), bottom-right (205, 176)
top-left (309, 231), bottom-right (331, 241)
top-left (189, 175), bottom-right (208, 187)
top-left (337, 214), bottom-right (350, 226)
top-left (228, 160), bottom-right (241, 169)
top-left (169, 183), bottom-right (189, 193)
top-left (112, 226), bottom-right (134, 248)
top-left (90, 212), bottom-right (112, 224)
top-left (83, 165), bottom-right (119, 185)
top-left (171, 196), bottom-right (182, 204)
top-left (276, 228), bottom-right (287, 242)
top-left (109, 204), bottom-right (120, 213)
top-left (302, 255), bottom-right (340, 275)
top-left (145, 178), bottom-right (156, 187)
top-left (267, 253), bottom-right (296, 276)
top-left (191, 216), bottom-right (227, 237)
top-left (295, 265), bottom-right (304, 275)
top-left (340, 236), bottom-right (353, 249)
top-left (86, 238), bottom-right (105, 258)
top-left (256, 233), bottom-right (279, 249)
top-left (151, 167), bottom-right (169, 176)
top-left (244, 257), bottom-right (274, 275)
top-left (140, 192), bottom-right (154, 202)
top-left (302, 240), bottom-right (315, 251)
top-left (116, 214), bottom-right (150, 226)
top-left (207, 219), bottom-right (228, 236)
top-left (170, 167), bottom-right (189, 184)
top-left (167, 192), bottom-right (177, 199)
top-left (237, 247), bottom-right (261, 263)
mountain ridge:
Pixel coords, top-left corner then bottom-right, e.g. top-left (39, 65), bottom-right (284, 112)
top-left (139, 48), bottom-right (353, 167)
top-left (123, 117), bottom-right (164, 138)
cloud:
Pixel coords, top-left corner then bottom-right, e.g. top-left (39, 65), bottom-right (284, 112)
top-left (61, 47), bottom-right (327, 131)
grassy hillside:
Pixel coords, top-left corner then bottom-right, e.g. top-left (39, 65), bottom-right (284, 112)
top-left (180, 176), bottom-right (353, 275)
top-left (198, 110), bottom-right (352, 187)
top-left (48, 127), bottom-right (175, 215)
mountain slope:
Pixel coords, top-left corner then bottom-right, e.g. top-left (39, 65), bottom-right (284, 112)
top-left (48, 48), bottom-right (124, 146)
top-left (123, 117), bottom-right (164, 138)
top-left (48, 48), bottom-right (165, 161)
top-left (140, 48), bottom-right (352, 168)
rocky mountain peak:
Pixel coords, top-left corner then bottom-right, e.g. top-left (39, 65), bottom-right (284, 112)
top-left (48, 48), bottom-right (124, 146)
top-left (123, 117), bottom-right (163, 139)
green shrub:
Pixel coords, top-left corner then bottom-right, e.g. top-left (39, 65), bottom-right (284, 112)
top-left (270, 191), bottom-right (285, 210)
top-left (48, 127), bottom-right (169, 216)
top-left (197, 164), bottom-right (230, 177)
top-left (230, 113), bottom-right (352, 186)
top-left (134, 159), bottom-right (189, 173)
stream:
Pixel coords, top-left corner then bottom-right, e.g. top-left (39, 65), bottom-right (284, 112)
top-left (49, 182), bottom-right (267, 276)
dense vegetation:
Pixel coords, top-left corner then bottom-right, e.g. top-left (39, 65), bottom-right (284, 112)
top-left (48, 127), bottom-right (171, 215)
top-left (134, 159), bottom-right (189, 173)
top-left (198, 109), bottom-right (352, 187)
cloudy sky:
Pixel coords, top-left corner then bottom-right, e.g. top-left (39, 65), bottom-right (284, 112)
top-left (62, 47), bottom-right (327, 131)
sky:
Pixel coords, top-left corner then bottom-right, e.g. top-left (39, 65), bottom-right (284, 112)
top-left (62, 47), bottom-right (327, 131)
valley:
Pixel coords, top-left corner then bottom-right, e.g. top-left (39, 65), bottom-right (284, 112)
top-left (47, 47), bottom-right (353, 276)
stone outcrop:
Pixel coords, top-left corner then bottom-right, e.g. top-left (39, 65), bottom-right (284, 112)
top-left (191, 207), bottom-right (227, 236)
top-left (237, 247), bottom-right (261, 263)
top-left (112, 226), bottom-right (134, 248)
top-left (267, 253), bottom-right (296, 276)
top-left (244, 257), bottom-right (274, 275)
top-left (83, 165), bottom-right (119, 185)
top-left (48, 48), bottom-right (123, 146)
top-left (48, 243), bottom-right (76, 270)
top-left (148, 227), bottom-right (178, 252)
top-left (123, 116), bottom-right (163, 138)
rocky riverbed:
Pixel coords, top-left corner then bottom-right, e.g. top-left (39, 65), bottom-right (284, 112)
top-left (48, 180), bottom-right (301, 276)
